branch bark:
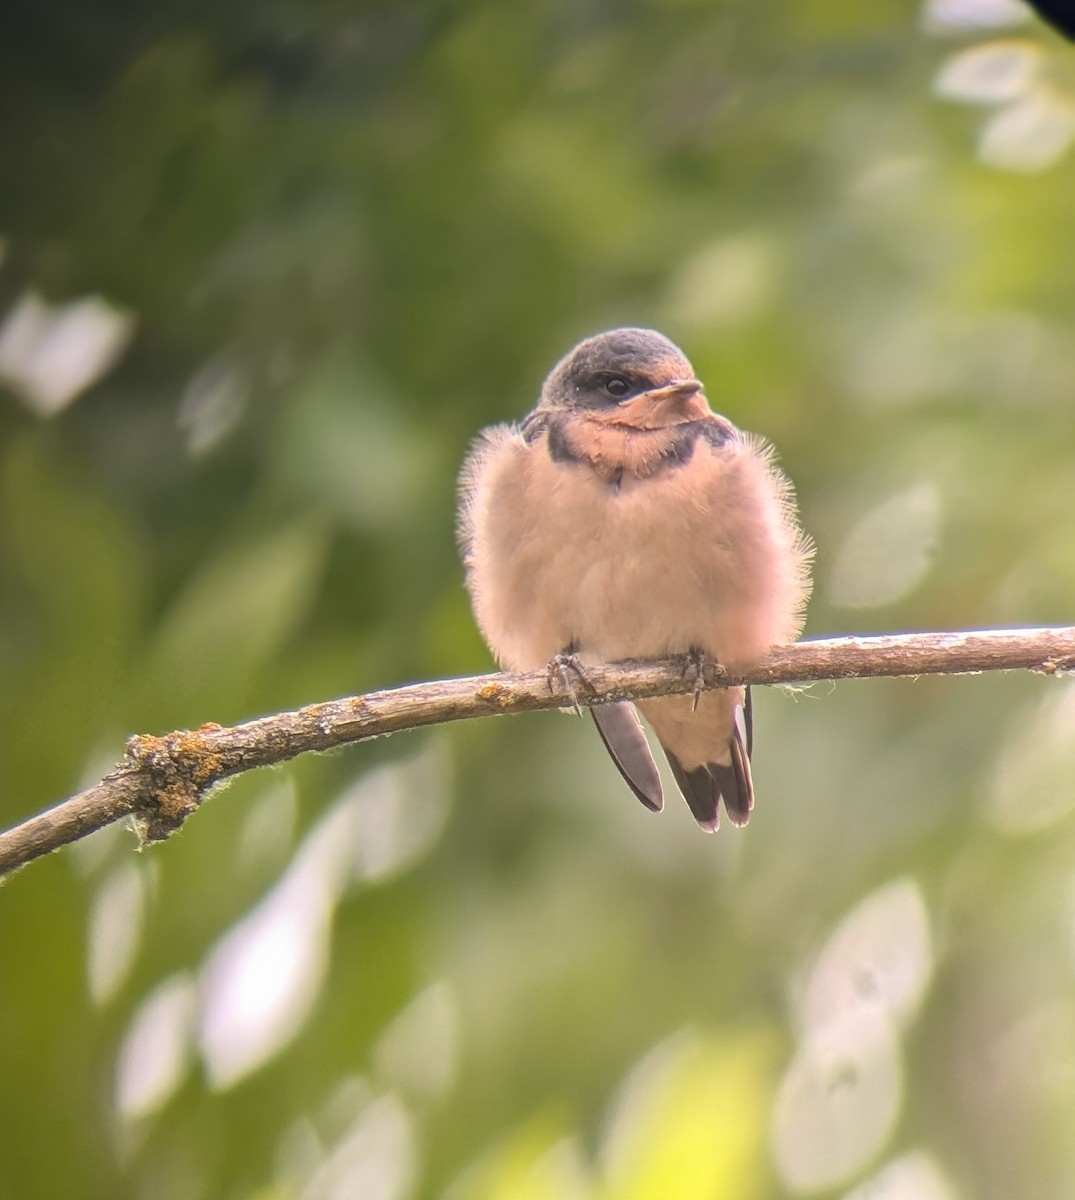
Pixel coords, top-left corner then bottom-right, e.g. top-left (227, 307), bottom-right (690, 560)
top-left (2, 626), bottom-right (1073, 877)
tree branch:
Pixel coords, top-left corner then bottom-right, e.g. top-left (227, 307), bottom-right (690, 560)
top-left (3, 626), bottom-right (1074, 877)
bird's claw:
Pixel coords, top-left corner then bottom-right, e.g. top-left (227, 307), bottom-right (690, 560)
top-left (681, 648), bottom-right (717, 712)
top-left (547, 650), bottom-right (594, 716)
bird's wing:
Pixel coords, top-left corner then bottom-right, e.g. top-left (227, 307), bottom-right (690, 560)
top-left (590, 702), bottom-right (664, 813)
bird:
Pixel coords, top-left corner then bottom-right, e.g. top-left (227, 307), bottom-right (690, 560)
top-left (456, 327), bottom-right (812, 831)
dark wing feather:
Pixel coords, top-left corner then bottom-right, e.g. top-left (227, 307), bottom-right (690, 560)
top-left (590, 702), bottom-right (664, 812)
top-left (720, 710), bottom-right (754, 826)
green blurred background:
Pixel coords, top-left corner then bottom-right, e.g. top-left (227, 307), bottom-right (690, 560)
top-left (3, 1), bottom-right (1075, 1197)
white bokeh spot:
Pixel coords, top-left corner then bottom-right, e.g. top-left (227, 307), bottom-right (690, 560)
top-left (114, 973), bottom-right (198, 1123)
top-left (828, 483), bottom-right (940, 609)
top-left (0, 291), bottom-right (134, 416)
top-left (800, 878), bottom-right (934, 1039)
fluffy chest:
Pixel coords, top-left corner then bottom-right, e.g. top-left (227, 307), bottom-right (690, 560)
top-left (463, 405), bottom-right (808, 672)
top-left (536, 441), bottom-right (737, 593)
top-left (487, 431), bottom-right (756, 662)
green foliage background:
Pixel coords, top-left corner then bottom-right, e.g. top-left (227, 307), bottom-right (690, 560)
top-left (2, 2), bottom-right (1075, 1197)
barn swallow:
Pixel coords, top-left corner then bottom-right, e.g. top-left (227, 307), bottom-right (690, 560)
top-left (457, 328), bottom-right (812, 830)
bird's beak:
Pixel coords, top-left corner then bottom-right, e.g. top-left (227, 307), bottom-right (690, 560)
top-left (642, 379), bottom-right (704, 404)
top-left (604, 376), bottom-right (707, 430)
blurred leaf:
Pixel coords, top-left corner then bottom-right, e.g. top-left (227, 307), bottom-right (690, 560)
top-left (141, 515), bottom-right (329, 724)
top-left (446, 1115), bottom-right (590, 1200)
top-left (600, 1030), bottom-right (776, 1200)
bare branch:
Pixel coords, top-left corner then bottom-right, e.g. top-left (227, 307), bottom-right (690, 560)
top-left (3, 626), bottom-right (1073, 877)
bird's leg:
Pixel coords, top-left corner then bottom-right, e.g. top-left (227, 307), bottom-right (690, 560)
top-left (546, 645), bottom-right (594, 717)
top-left (680, 648), bottom-right (718, 712)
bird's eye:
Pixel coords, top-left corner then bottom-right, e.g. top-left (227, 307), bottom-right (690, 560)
top-left (603, 377), bottom-right (630, 398)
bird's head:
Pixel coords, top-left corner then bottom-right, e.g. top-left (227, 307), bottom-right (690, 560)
top-left (539, 328), bottom-right (708, 429)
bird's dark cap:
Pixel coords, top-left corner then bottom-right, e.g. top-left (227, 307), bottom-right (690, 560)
top-left (540, 327), bottom-right (695, 408)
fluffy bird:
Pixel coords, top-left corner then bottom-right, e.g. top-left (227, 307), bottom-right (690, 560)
top-left (457, 328), bottom-right (812, 830)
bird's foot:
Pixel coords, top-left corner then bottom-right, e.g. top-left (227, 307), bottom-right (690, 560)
top-left (680, 648), bottom-right (718, 712)
top-left (547, 648), bottom-right (594, 717)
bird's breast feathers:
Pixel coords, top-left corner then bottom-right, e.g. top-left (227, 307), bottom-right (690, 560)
top-left (459, 414), bottom-right (810, 672)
